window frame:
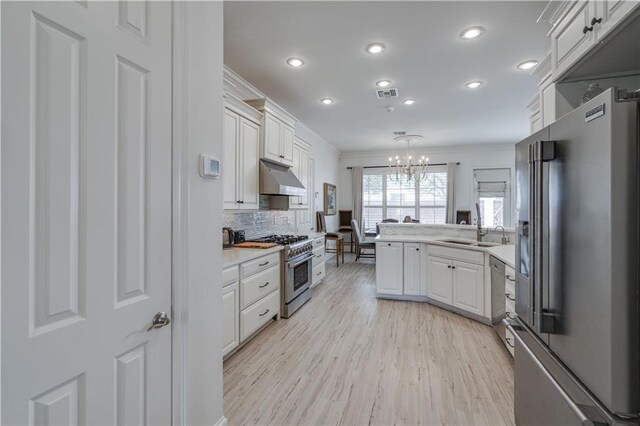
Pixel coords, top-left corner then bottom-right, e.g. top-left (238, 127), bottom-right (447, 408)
top-left (362, 165), bottom-right (448, 230)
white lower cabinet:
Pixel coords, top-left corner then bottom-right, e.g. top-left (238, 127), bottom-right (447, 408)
top-left (240, 290), bottom-right (280, 341)
top-left (403, 243), bottom-right (421, 296)
top-left (222, 281), bottom-right (240, 357)
top-left (426, 255), bottom-right (454, 305)
top-left (376, 242), bottom-right (404, 295)
top-left (452, 260), bottom-right (484, 316)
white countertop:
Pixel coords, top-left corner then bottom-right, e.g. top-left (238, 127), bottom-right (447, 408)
top-left (222, 245), bottom-right (283, 268)
top-left (376, 234), bottom-right (515, 268)
top-left (485, 245), bottom-right (515, 269)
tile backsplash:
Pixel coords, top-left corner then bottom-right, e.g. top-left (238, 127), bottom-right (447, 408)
top-left (223, 210), bottom-right (296, 240)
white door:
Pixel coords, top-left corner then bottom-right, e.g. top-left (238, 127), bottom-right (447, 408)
top-left (239, 117), bottom-right (260, 209)
top-left (263, 115), bottom-right (281, 163)
top-left (403, 243), bottom-right (421, 296)
top-left (2, 2), bottom-right (173, 424)
top-left (426, 256), bottom-right (453, 305)
top-left (375, 242), bottom-right (403, 295)
top-left (223, 109), bottom-right (240, 209)
top-left (452, 260), bottom-right (485, 316)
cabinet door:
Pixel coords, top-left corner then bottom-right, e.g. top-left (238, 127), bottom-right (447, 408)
top-left (222, 282), bottom-right (239, 356)
top-left (223, 109), bottom-right (239, 209)
top-left (290, 145), bottom-right (302, 208)
top-left (299, 148), bottom-right (309, 207)
top-left (280, 124), bottom-right (295, 166)
top-left (403, 243), bottom-right (421, 296)
top-left (452, 260), bottom-right (484, 316)
top-left (595, 0), bottom-right (640, 40)
top-left (376, 242), bottom-right (404, 295)
top-left (426, 256), bottom-right (453, 305)
top-left (551, 1), bottom-right (596, 79)
top-left (239, 117), bottom-right (260, 209)
top-left (263, 115), bottom-right (282, 163)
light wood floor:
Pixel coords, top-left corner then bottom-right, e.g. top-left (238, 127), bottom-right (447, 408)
top-left (223, 254), bottom-right (514, 426)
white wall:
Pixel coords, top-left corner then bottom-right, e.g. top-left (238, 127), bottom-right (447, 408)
top-left (177, 2), bottom-right (225, 425)
top-left (339, 143), bottom-right (516, 226)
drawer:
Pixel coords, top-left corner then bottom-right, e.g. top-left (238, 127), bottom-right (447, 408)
top-left (505, 265), bottom-right (515, 279)
top-left (240, 289), bottom-right (279, 341)
top-left (506, 295), bottom-right (515, 316)
top-left (312, 263), bottom-right (325, 286)
top-left (505, 278), bottom-right (515, 298)
top-left (428, 244), bottom-right (485, 265)
top-left (241, 265), bottom-right (279, 309)
top-left (312, 246), bottom-right (325, 268)
top-left (505, 327), bottom-right (515, 357)
top-left (240, 252), bottom-right (280, 279)
top-left (223, 265), bottom-right (239, 287)
top-left (313, 237), bottom-right (325, 249)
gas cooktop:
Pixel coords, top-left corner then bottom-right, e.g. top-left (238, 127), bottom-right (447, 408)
top-left (249, 234), bottom-right (309, 246)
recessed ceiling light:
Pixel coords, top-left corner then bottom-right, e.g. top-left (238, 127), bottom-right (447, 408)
top-left (365, 42), bottom-right (386, 54)
top-left (460, 26), bottom-right (485, 40)
top-left (376, 80), bottom-right (392, 88)
top-left (517, 60), bottom-right (539, 70)
top-left (286, 57), bottom-right (304, 67)
top-left (403, 99), bottom-right (416, 105)
top-left (320, 98), bottom-right (334, 105)
top-left (465, 80), bottom-right (483, 89)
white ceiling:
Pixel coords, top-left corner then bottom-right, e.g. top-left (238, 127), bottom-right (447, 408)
top-left (224, 1), bottom-right (550, 152)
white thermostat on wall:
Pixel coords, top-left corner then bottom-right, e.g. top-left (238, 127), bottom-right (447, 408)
top-left (200, 154), bottom-right (220, 179)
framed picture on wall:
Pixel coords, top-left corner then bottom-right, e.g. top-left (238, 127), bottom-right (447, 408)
top-left (324, 183), bottom-right (336, 216)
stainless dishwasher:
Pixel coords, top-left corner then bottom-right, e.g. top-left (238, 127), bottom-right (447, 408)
top-left (489, 256), bottom-right (506, 345)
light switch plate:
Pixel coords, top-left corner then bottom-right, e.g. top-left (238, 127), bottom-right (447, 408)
top-left (200, 154), bottom-right (220, 179)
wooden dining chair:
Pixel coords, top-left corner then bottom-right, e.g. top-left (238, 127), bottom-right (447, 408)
top-left (316, 211), bottom-right (344, 266)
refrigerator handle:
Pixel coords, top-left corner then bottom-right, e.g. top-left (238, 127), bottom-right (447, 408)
top-left (504, 320), bottom-right (608, 426)
top-left (529, 140), bottom-right (556, 334)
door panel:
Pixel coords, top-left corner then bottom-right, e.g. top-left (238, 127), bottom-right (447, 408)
top-left (403, 243), bottom-right (421, 296)
top-left (376, 243), bottom-right (403, 295)
top-left (452, 261), bottom-right (484, 316)
top-left (2, 2), bottom-right (172, 424)
top-left (280, 124), bottom-right (295, 166)
top-left (223, 109), bottom-right (239, 209)
top-left (239, 117), bottom-right (260, 209)
top-left (264, 115), bottom-right (281, 162)
top-left (546, 92), bottom-right (638, 415)
top-left (426, 256), bottom-right (452, 305)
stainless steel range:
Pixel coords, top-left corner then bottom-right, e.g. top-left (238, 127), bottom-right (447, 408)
top-left (248, 235), bottom-right (314, 318)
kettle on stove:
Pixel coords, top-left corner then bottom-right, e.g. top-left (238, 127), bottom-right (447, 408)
top-left (222, 227), bottom-right (235, 249)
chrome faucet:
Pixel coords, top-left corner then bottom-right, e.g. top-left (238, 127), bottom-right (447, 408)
top-left (495, 226), bottom-right (510, 245)
top-left (475, 202), bottom-right (488, 242)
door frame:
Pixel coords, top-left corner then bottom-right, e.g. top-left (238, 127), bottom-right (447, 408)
top-left (171, 2), bottom-right (189, 424)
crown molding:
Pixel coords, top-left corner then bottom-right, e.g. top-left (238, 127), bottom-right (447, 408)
top-left (340, 142), bottom-right (515, 161)
top-left (538, 0), bottom-right (575, 29)
top-left (223, 65), bottom-right (265, 100)
top-left (245, 98), bottom-right (298, 128)
top-left (532, 49), bottom-right (552, 79)
top-left (526, 93), bottom-right (541, 113)
top-left (223, 91), bottom-right (263, 124)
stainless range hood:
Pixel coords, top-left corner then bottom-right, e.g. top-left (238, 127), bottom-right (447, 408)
top-left (259, 159), bottom-right (305, 197)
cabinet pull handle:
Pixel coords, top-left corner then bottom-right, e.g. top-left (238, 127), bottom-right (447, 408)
top-left (259, 282), bottom-right (270, 288)
top-left (505, 292), bottom-right (515, 301)
top-left (259, 309), bottom-right (270, 317)
top-left (451, 266), bottom-right (456, 269)
top-left (259, 261), bottom-right (270, 267)
top-left (506, 337), bottom-right (515, 348)
top-left (448, 265), bottom-right (452, 269)
top-left (505, 311), bottom-right (514, 320)
top-left (583, 25), bottom-right (594, 34)
top-left (506, 275), bottom-right (515, 282)
top-left (317, 271), bottom-right (322, 276)
top-left (591, 17), bottom-right (602, 26)
top-left (388, 243), bottom-right (391, 246)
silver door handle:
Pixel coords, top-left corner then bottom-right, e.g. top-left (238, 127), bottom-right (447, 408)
top-left (288, 253), bottom-right (314, 268)
top-left (504, 320), bottom-right (607, 425)
top-left (148, 311), bottom-right (171, 331)
top-left (259, 282), bottom-right (270, 288)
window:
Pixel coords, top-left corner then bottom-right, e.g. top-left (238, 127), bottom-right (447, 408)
top-left (362, 166), bottom-right (448, 233)
top-left (474, 168), bottom-right (511, 227)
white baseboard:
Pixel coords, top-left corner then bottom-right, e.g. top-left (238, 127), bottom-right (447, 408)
top-left (215, 416), bottom-right (228, 426)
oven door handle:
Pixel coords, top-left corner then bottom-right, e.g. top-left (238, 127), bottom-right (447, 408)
top-left (288, 253), bottom-right (315, 268)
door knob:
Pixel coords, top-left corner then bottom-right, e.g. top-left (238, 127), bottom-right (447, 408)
top-left (148, 311), bottom-right (171, 331)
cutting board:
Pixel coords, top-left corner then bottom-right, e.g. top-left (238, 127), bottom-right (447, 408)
top-left (234, 242), bottom-right (278, 249)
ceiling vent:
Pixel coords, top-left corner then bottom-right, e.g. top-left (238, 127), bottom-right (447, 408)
top-left (393, 131), bottom-right (407, 136)
top-left (376, 88), bottom-right (399, 99)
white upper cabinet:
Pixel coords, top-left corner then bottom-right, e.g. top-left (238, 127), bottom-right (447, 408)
top-left (246, 98), bottom-right (297, 167)
top-left (223, 93), bottom-right (262, 210)
top-left (290, 140), bottom-right (310, 210)
top-left (551, 0), bottom-right (640, 80)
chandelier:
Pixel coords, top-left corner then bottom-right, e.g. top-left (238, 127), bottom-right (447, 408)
top-left (388, 135), bottom-right (429, 183)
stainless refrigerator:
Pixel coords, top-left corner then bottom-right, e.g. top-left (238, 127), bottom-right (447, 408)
top-left (508, 88), bottom-right (639, 425)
